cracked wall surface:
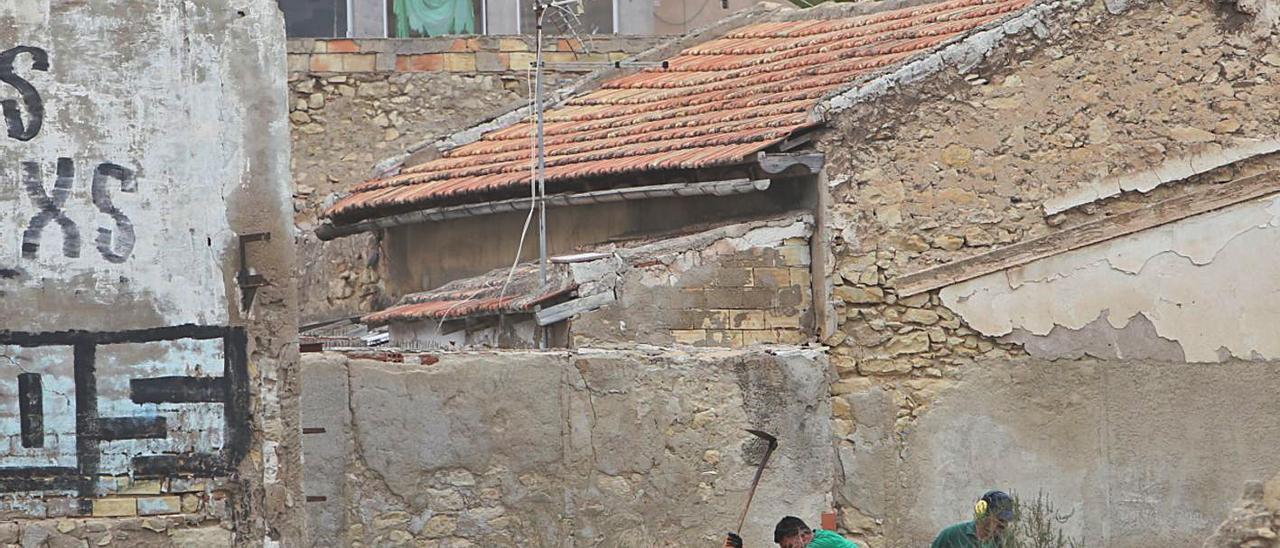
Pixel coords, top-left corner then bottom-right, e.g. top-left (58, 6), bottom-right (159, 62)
top-left (814, 0), bottom-right (1280, 544)
top-left (1, 1), bottom-right (301, 544)
top-left (300, 349), bottom-right (832, 547)
top-left (940, 195), bottom-right (1280, 362)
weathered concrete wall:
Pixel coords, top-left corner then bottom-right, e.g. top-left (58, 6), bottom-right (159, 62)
top-left (1, 1), bottom-right (300, 545)
top-left (838, 358), bottom-right (1280, 547)
top-left (300, 349), bottom-right (833, 546)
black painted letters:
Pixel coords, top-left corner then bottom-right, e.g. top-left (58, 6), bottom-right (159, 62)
top-left (22, 157), bottom-right (80, 259)
top-left (0, 46), bottom-right (48, 142)
top-left (92, 163), bottom-right (137, 263)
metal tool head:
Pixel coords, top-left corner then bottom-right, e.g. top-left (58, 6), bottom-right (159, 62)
top-left (746, 429), bottom-right (778, 450)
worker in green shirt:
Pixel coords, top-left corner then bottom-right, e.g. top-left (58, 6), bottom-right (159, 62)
top-left (931, 490), bottom-right (1016, 548)
top-left (723, 516), bottom-right (859, 548)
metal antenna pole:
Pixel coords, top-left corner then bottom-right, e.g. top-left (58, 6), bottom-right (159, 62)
top-left (534, 2), bottom-right (549, 294)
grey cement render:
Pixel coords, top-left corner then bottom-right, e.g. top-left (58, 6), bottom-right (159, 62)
top-left (852, 358), bottom-right (1280, 547)
top-left (301, 348), bottom-right (834, 546)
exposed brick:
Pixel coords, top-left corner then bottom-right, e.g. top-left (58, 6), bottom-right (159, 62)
top-left (312, 40), bottom-right (327, 53)
top-left (499, 38), bottom-right (530, 52)
top-left (92, 498), bottom-right (137, 517)
top-left (45, 497), bottom-right (83, 518)
top-left (710, 267), bottom-right (752, 287)
top-left (706, 330), bottom-right (744, 347)
top-left (679, 288), bottom-right (707, 308)
top-left (790, 268), bottom-right (811, 289)
top-left (778, 245), bottom-right (810, 266)
top-left (668, 309), bottom-right (727, 329)
top-left (730, 310), bottom-right (766, 329)
top-left (776, 329), bottom-right (808, 344)
top-left (168, 478), bottom-right (209, 493)
top-left (448, 37), bottom-right (478, 52)
top-left (778, 286), bottom-right (805, 308)
top-left (325, 39), bottom-right (360, 53)
top-left (475, 51), bottom-right (506, 72)
top-left (704, 288), bottom-right (776, 309)
top-left (743, 330), bottom-right (779, 346)
top-left (443, 53), bottom-right (477, 72)
top-left (396, 54), bottom-right (445, 72)
top-left (672, 329), bottom-right (707, 345)
top-left (555, 38), bottom-right (584, 52)
top-left (544, 51), bottom-right (581, 64)
top-left (137, 496), bottom-right (182, 516)
top-left (309, 53), bottom-right (344, 72)
top-left (287, 53), bottom-right (309, 73)
top-left (508, 52), bottom-right (536, 71)
top-left (119, 479), bottom-right (163, 495)
top-left (753, 267), bottom-right (791, 288)
top-left (342, 54), bottom-right (377, 72)
top-left (766, 311), bottom-right (802, 329)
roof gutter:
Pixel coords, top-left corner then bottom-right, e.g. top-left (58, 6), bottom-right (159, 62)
top-left (316, 178), bottom-right (772, 241)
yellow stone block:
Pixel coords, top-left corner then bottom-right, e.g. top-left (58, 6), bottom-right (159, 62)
top-left (730, 310), bottom-right (766, 330)
top-left (119, 479), bottom-right (163, 495)
top-left (508, 52), bottom-right (536, 70)
top-left (93, 498), bottom-right (137, 517)
top-left (743, 330), bottom-right (779, 346)
top-left (499, 38), bottom-right (530, 52)
top-left (672, 330), bottom-right (707, 345)
top-left (443, 53), bottom-right (477, 72)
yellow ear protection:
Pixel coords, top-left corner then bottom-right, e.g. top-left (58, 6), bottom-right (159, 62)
top-left (974, 499), bottom-right (989, 518)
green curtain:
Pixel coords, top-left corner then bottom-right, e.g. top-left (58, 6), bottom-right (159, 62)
top-left (394, 0), bottom-right (476, 37)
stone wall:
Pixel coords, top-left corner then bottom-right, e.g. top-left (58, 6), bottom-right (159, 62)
top-left (573, 216), bottom-right (816, 348)
top-left (300, 348), bottom-right (833, 547)
top-left (811, 0), bottom-right (1280, 545)
top-left (1, 1), bottom-right (300, 545)
top-left (287, 36), bottom-right (663, 324)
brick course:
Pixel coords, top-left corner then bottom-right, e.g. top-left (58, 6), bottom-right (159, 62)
top-left (288, 35), bottom-right (662, 75)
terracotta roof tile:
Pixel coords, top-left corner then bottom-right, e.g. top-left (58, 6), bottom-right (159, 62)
top-left (362, 263), bottom-right (576, 326)
top-left (325, 0), bottom-right (1031, 224)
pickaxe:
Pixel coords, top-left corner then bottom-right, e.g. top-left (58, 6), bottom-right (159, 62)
top-left (736, 429), bottom-right (779, 534)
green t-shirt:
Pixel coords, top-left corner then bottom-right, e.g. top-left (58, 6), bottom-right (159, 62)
top-left (807, 529), bottom-right (860, 548)
top-left (931, 521), bottom-right (998, 548)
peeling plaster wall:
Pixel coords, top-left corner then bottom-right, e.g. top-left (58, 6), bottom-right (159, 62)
top-left (851, 358), bottom-right (1280, 547)
top-left (1, 1), bottom-right (300, 545)
top-left (814, 0), bottom-right (1280, 544)
top-left (940, 195), bottom-right (1280, 362)
top-left (300, 349), bottom-right (833, 547)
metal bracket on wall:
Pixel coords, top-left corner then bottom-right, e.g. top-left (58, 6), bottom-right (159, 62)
top-left (237, 232), bottom-right (271, 311)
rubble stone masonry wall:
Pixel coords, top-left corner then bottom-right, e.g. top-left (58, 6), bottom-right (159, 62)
top-left (813, 0), bottom-right (1280, 545)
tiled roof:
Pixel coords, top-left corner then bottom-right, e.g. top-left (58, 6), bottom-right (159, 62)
top-left (362, 264), bottom-right (575, 326)
top-left (325, 0), bottom-right (1032, 224)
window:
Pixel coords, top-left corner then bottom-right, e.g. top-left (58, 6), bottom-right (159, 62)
top-left (519, 0), bottom-right (614, 35)
top-left (279, 0), bottom-right (352, 38)
top-left (386, 0), bottom-right (483, 37)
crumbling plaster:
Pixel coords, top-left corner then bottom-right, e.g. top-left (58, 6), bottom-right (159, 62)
top-left (939, 195), bottom-right (1280, 362)
top-left (301, 348), bottom-right (834, 546)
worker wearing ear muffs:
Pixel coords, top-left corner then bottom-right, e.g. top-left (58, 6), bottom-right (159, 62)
top-left (931, 490), bottom-right (1016, 548)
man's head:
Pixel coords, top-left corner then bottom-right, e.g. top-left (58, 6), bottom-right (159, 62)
top-left (974, 490), bottom-right (1015, 540)
top-left (774, 516), bottom-right (814, 548)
